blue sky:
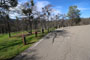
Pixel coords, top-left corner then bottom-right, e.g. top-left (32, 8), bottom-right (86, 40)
top-left (10, 0), bottom-right (90, 18)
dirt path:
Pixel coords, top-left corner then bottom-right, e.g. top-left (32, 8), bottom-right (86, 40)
top-left (13, 25), bottom-right (90, 60)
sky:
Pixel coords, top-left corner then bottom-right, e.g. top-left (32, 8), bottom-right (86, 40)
top-left (10, 0), bottom-right (90, 19)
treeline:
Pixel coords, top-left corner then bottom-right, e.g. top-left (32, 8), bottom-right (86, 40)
top-left (0, 0), bottom-right (90, 37)
top-left (0, 17), bottom-right (54, 33)
top-left (0, 15), bottom-right (64, 34)
top-left (1, 16), bottom-right (90, 34)
top-left (80, 18), bottom-right (90, 25)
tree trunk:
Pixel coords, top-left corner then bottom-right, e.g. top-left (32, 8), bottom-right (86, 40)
top-left (42, 28), bottom-right (44, 34)
top-left (7, 20), bottom-right (11, 37)
top-left (28, 20), bottom-right (32, 34)
top-left (35, 31), bottom-right (38, 37)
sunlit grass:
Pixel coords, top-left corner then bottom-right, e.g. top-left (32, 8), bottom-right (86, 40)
top-left (0, 28), bottom-right (55, 60)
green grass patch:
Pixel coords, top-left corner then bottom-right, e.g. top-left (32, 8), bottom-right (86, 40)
top-left (0, 28), bottom-right (54, 60)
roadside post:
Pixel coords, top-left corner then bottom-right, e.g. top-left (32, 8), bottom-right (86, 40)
top-left (22, 35), bottom-right (26, 45)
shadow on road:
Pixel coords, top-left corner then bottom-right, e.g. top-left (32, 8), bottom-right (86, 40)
top-left (24, 53), bottom-right (41, 60)
top-left (52, 30), bottom-right (69, 43)
top-left (44, 29), bottom-right (69, 44)
top-left (13, 49), bottom-right (41, 60)
top-left (12, 29), bottom-right (69, 60)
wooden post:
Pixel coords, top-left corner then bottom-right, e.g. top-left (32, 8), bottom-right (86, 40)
top-left (42, 28), bottom-right (44, 34)
top-left (35, 31), bottom-right (38, 37)
top-left (22, 35), bottom-right (26, 45)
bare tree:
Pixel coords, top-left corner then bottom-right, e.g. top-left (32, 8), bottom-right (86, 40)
top-left (22, 0), bottom-right (35, 34)
top-left (42, 4), bottom-right (52, 32)
top-left (0, 0), bottom-right (18, 37)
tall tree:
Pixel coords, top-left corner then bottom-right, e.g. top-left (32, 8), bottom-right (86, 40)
top-left (55, 14), bottom-right (61, 28)
top-left (22, 0), bottom-right (35, 34)
top-left (42, 4), bottom-right (52, 32)
top-left (15, 16), bottom-right (20, 31)
top-left (67, 5), bottom-right (81, 25)
top-left (0, 0), bottom-right (18, 37)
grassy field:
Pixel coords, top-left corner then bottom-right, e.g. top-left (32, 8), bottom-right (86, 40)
top-left (0, 28), bottom-right (55, 60)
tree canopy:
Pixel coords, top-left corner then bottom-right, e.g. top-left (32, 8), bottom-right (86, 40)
top-left (67, 5), bottom-right (81, 25)
top-left (0, 0), bottom-right (18, 8)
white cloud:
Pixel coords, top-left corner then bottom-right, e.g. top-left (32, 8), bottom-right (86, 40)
top-left (9, 3), bottom-right (23, 11)
top-left (52, 9), bottom-right (61, 15)
top-left (35, 1), bottom-right (62, 15)
top-left (78, 7), bottom-right (90, 11)
top-left (52, 6), bottom-right (62, 15)
top-left (9, 13), bottom-right (19, 19)
top-left (35, 1), bottom-right (50, 12)
top-left (9, 3), bottom-right (25, 19)
top-left (18, 0), bottom-right (28, 4)
top-left (9, 0), bottom-right (50, 19)
top-left (9, 0), bottom-right (62, 19)
top-left (9, 13), bottom-right (26, 19)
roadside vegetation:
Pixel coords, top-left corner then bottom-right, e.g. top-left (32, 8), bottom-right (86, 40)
top-left (0, 0), bottom-right (90, 60)
top-left (0, 28), bottom-right (56, 60)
